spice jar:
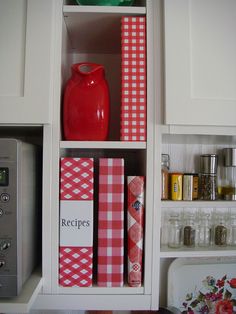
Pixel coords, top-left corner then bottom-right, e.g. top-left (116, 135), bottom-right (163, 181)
top-left (170, 173), bottom-right (183, 201)
top-left (214, 213), bottom-right (228, 246)
top-left (183, 173), bottom-right (199, 201)
top-left (167, 213), bottom-right (182, 248)
top-left (200, 154), bottom-right (218, 200)
top-left (161, 154), bottom-right (169, 200)
top-left (198, 213), bottom-right (211, 247)
top-left (228, 213), bottom-right (236, 246)
top-left (183, 213), bottom-right (196, 247)
top-left (221, 148), bottom-right (236, 200)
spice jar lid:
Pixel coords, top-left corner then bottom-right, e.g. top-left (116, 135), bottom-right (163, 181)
top-left (223, 148), bottom-right (236, 167)
top-left (161, 154), bottom-right (170, 169)
top-left (200, 154), bottom-right (218, 174)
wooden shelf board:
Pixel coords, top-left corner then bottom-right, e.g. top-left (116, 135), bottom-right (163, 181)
top-left (161, 200), bottom-right (236, 208)
top-left (60, 140), bottom-right (146, 149)
top-left (0, 269), bottom-right (42, 313)
top-left (160, 246), bottom-right (236, 258)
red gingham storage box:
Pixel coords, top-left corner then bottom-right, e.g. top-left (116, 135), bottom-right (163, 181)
top-left (97, 158), bottom-right (124, 287)
top-left (127, 176), bottom-right (145, 287)
top-left (59, 158), bottom-right (94, 287)
top-left (120, 16), bottom-right (146, 142)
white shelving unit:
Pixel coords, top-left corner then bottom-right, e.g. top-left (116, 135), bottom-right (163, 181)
top-left (33, 0), bottom-right (157, 311)
top-left (2, 0), bottom-right (235, 312)
top-left (151, 0), bottom-right (236, 308)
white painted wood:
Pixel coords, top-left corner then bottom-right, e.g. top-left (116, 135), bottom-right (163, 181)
top-left (0, 0), bottom-right (55, 124)
top-left (162, 200), bottom-right (236, 209)
top-left (32, 294), bottom-right (151, 310)
top-left (60, 141), bottom-right (146, 149)
top-left (160, 249), bottom-right (236, 259)
top-left (0, 0), bottom-right (26, 97)
top-left (63, 5), bottom-right (146, 14)
top-left (56, 286), bottom-right (144, 294)
top-left (143, 0), bottom-right (154, 299)
top-left (49, 0), bottom-right (64, 297)
top-left (41, 125), bottom-right (53, 294)
top-left (156, 127), bottom-right (236, 308)
top-left (46, 0), bottom-right (157, 310)
top-left (0, 270), bottom-right (42, 313)
top-left (164, 0), bottom-right (236, 126)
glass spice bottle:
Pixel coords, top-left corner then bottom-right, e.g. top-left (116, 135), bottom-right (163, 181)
top-left (168, 213), bottom-right (182, 248)
top-left (200, 154), bottom-right (218, 201)
top-left (183, 213), bottom-right (196, 247)
top-left (221, 148), bottom-right (236, 200)
top-left (214, 213), bottom-right (228, 246)
top-left (161, 154), bottom-right (170, 200)
top-left (228, 213), bottom-right (236, 246)
top-left (198, 213), bottom-right (211, 247)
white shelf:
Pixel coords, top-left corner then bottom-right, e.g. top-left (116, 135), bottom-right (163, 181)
top-left (160, 246), bottom-right (236, 258)
top-left (63, 5), bottom-right (146, 53)
top-left (63, 5), bottom-right (146, 14)
top-left (161, 200), bottom-right (236, 208)
top-left (60, 140), bottom-right (146, 149)
top-left (33, 294), bottom-right (151, 311)
top-left (56, 285), bottom-right (144, 295)
top-left (0, 269), bottom-right (42, 313)
top-left (168, 125), bottom-right (236, 136)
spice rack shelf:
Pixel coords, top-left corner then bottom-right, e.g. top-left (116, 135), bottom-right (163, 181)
top-left (160, 247), bottom-right (236, 258)
top-left (161, 200), bottom-right (236, 208)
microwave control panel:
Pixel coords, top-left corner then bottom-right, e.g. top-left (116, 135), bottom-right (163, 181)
top-left (0, 144), bottom-right (18, 297)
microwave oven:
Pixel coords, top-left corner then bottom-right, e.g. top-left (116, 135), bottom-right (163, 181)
top-left (0, 138), bottom-right (39, 297)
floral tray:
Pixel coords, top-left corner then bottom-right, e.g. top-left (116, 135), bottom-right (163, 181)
top-left (167, 257), bottom-right (236, 314)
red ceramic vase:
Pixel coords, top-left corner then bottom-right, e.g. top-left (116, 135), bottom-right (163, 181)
top-left (63, 63), bottom-right (110, 141)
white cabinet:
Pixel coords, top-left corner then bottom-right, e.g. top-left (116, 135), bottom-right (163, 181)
top-left (32, 0), bottom-right (157, 311)
top-left (164, 0), bottom-right (236, 126)
top-left (0, 0), bottom-right (55, 124)
top-left (155, 128), bottom-right (236, 307)
top-left (152, 0), bottom-right (236, 309)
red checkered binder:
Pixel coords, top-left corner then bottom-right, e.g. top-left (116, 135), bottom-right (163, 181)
top-left (97, 158), bottom-right (124, 287)
top-left (59, 158), bottom-right (94, 287)
top-left (120, 16), bottom-right (146, 142)
top-left (127, 176), bottom-right (145, 287)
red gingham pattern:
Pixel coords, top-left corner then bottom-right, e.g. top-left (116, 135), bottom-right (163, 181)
top-left (60, 158), bottom-right (93, 200)
top-left (59, 157), bottom-right (94, 287)
top-left (59, 247), bottom-right (93, 287)
top-left (120, 16), bottom-right (146, 142)
top-left (97, 158), bottom-right (124, 287)
top-left (127, 176), bottom-right (145, 287)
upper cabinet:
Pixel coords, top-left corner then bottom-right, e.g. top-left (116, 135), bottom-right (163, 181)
top-left (164, 0), bottom-right (236, 126)
top-left (0, 0), bottom-right (55, 124)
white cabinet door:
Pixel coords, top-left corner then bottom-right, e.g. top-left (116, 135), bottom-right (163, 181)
top-left (164, 0), bottom-right (236, 126)
top-left (0, 0), bottom-right (54, 124)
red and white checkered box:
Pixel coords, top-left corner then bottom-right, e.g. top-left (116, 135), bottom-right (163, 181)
top-left (59, 158), bottom-right (94, 287)
top-left (120, 16), bottom-right (146, 142)
top-left (127, 176), bottom-right (145, 287)
top-left (97, 158), bottom-right (124, 287)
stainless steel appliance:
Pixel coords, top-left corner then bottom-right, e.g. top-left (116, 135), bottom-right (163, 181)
top-left (0, 139), bottom-right (39, 297)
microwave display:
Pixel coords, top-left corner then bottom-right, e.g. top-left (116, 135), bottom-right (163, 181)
top-left (0, 167), bottom-right (9, 186)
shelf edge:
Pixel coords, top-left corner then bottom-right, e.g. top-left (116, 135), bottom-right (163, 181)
top-left (0, 269), bottom-right (42, 313)
top-left (160, 248), bottom-right (236, 258)
top-left (60, 141), bottom-right (146, 149)
top-left (63, 5), bottom-right (146, 14)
